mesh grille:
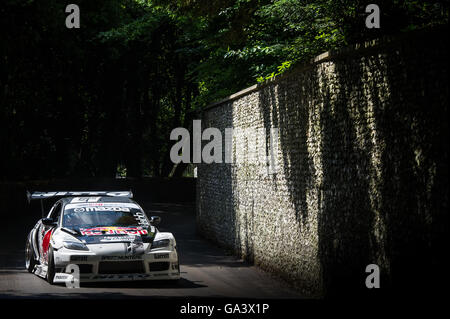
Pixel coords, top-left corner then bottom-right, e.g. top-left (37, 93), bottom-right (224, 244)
top-left (98, 261), bottom-right (145, 274)
top-left (77, 264), bottom-right (93, 274)
top-left (148, 262), bottom-right (170, 272)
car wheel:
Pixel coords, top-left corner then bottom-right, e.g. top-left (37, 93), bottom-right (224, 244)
top-left (25, 240), bottom-right (36, 273)
top-left (46, 247), bottom-right (55, 285)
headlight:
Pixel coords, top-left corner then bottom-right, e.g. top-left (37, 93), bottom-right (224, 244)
top-left (63, 241), bottom-right (89, 251)
top-left (151, 239), bottom-right (170, 250)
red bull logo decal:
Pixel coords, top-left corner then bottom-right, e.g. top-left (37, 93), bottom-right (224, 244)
top-left (79, 227), bottom-right (148, 236)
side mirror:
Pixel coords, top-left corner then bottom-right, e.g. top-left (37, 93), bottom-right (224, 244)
top-left (41, 217), bottom-right (57, 226)
top-left (150, 216), bottom-right (161, 226)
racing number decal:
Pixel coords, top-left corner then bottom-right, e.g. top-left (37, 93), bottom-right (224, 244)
top-left (42, 228), bottom-right (54, 262)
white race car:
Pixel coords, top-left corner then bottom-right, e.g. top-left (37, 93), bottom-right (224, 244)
top-left (25, 191), bottom-right (180, 284)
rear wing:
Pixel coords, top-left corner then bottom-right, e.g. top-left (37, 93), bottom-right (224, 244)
top-left (26, 190), bottom-right (134, 217)
top-left (26, 190), bottom-right (133, 203)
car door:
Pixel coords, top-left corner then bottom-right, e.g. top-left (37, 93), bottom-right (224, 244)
top-left (38, 201), bottom-right (62, 262)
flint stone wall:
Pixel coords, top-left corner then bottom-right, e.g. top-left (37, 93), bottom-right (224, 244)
top-left (196, 28), bottom-right (448, 297)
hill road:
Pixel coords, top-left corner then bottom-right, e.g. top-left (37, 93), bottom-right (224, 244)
top-left (0, 202), bottom-right (303, 299)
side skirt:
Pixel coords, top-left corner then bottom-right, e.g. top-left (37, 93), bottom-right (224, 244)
top-left (33, 264), bottom-right (48, 279)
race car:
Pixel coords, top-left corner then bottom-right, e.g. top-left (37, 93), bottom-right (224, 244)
top-left (25, 191), bottom-right (180, 284)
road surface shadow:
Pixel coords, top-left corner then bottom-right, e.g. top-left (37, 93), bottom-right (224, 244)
top-left (147, 203), bottom-right (253, 269)
top-left (80, 277), bottom-right (206, 289)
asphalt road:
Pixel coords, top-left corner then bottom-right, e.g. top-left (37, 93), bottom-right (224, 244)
top-left (0, 202), bottom-right (303, 299)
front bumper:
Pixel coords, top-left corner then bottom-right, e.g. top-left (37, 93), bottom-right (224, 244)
top-left (53, 248), bottom-right (180, 282)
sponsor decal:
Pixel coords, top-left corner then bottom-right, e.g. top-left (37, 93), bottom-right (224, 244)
top-left (30, 191), bottom-right (133, 199)
top-left (101, 255), bottom-right (143, 261)
top-left (73, 206), bottom-right (131, 212)
top-left (79, 226), bottom-right (148, 236)
top-left (133, 212), bottom-right (149, 226)
top-left (126, 236), bottom-right (145, 255)
top-left (154, 253), bottom-right (169, 259)
top-left (71, 197), bottom-right (101, 203)
top-left (70, 255), bottom-right (88, 261)
top-left (65, 202), bottom-right (139, 210)
top-left (99, 235), bottom-right (135, 242)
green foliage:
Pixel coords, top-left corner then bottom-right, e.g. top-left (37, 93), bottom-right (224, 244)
top-left (257, 60), bottom-right (292, 83)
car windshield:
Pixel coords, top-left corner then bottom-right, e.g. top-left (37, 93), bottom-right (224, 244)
top-left (62, 204), bottom-right (146, 228)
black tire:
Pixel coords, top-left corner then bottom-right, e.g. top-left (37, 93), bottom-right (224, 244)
top-left (46, 247), bottom-right (55, 285)
top-left (25, 240), bottom-right (36, 273)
